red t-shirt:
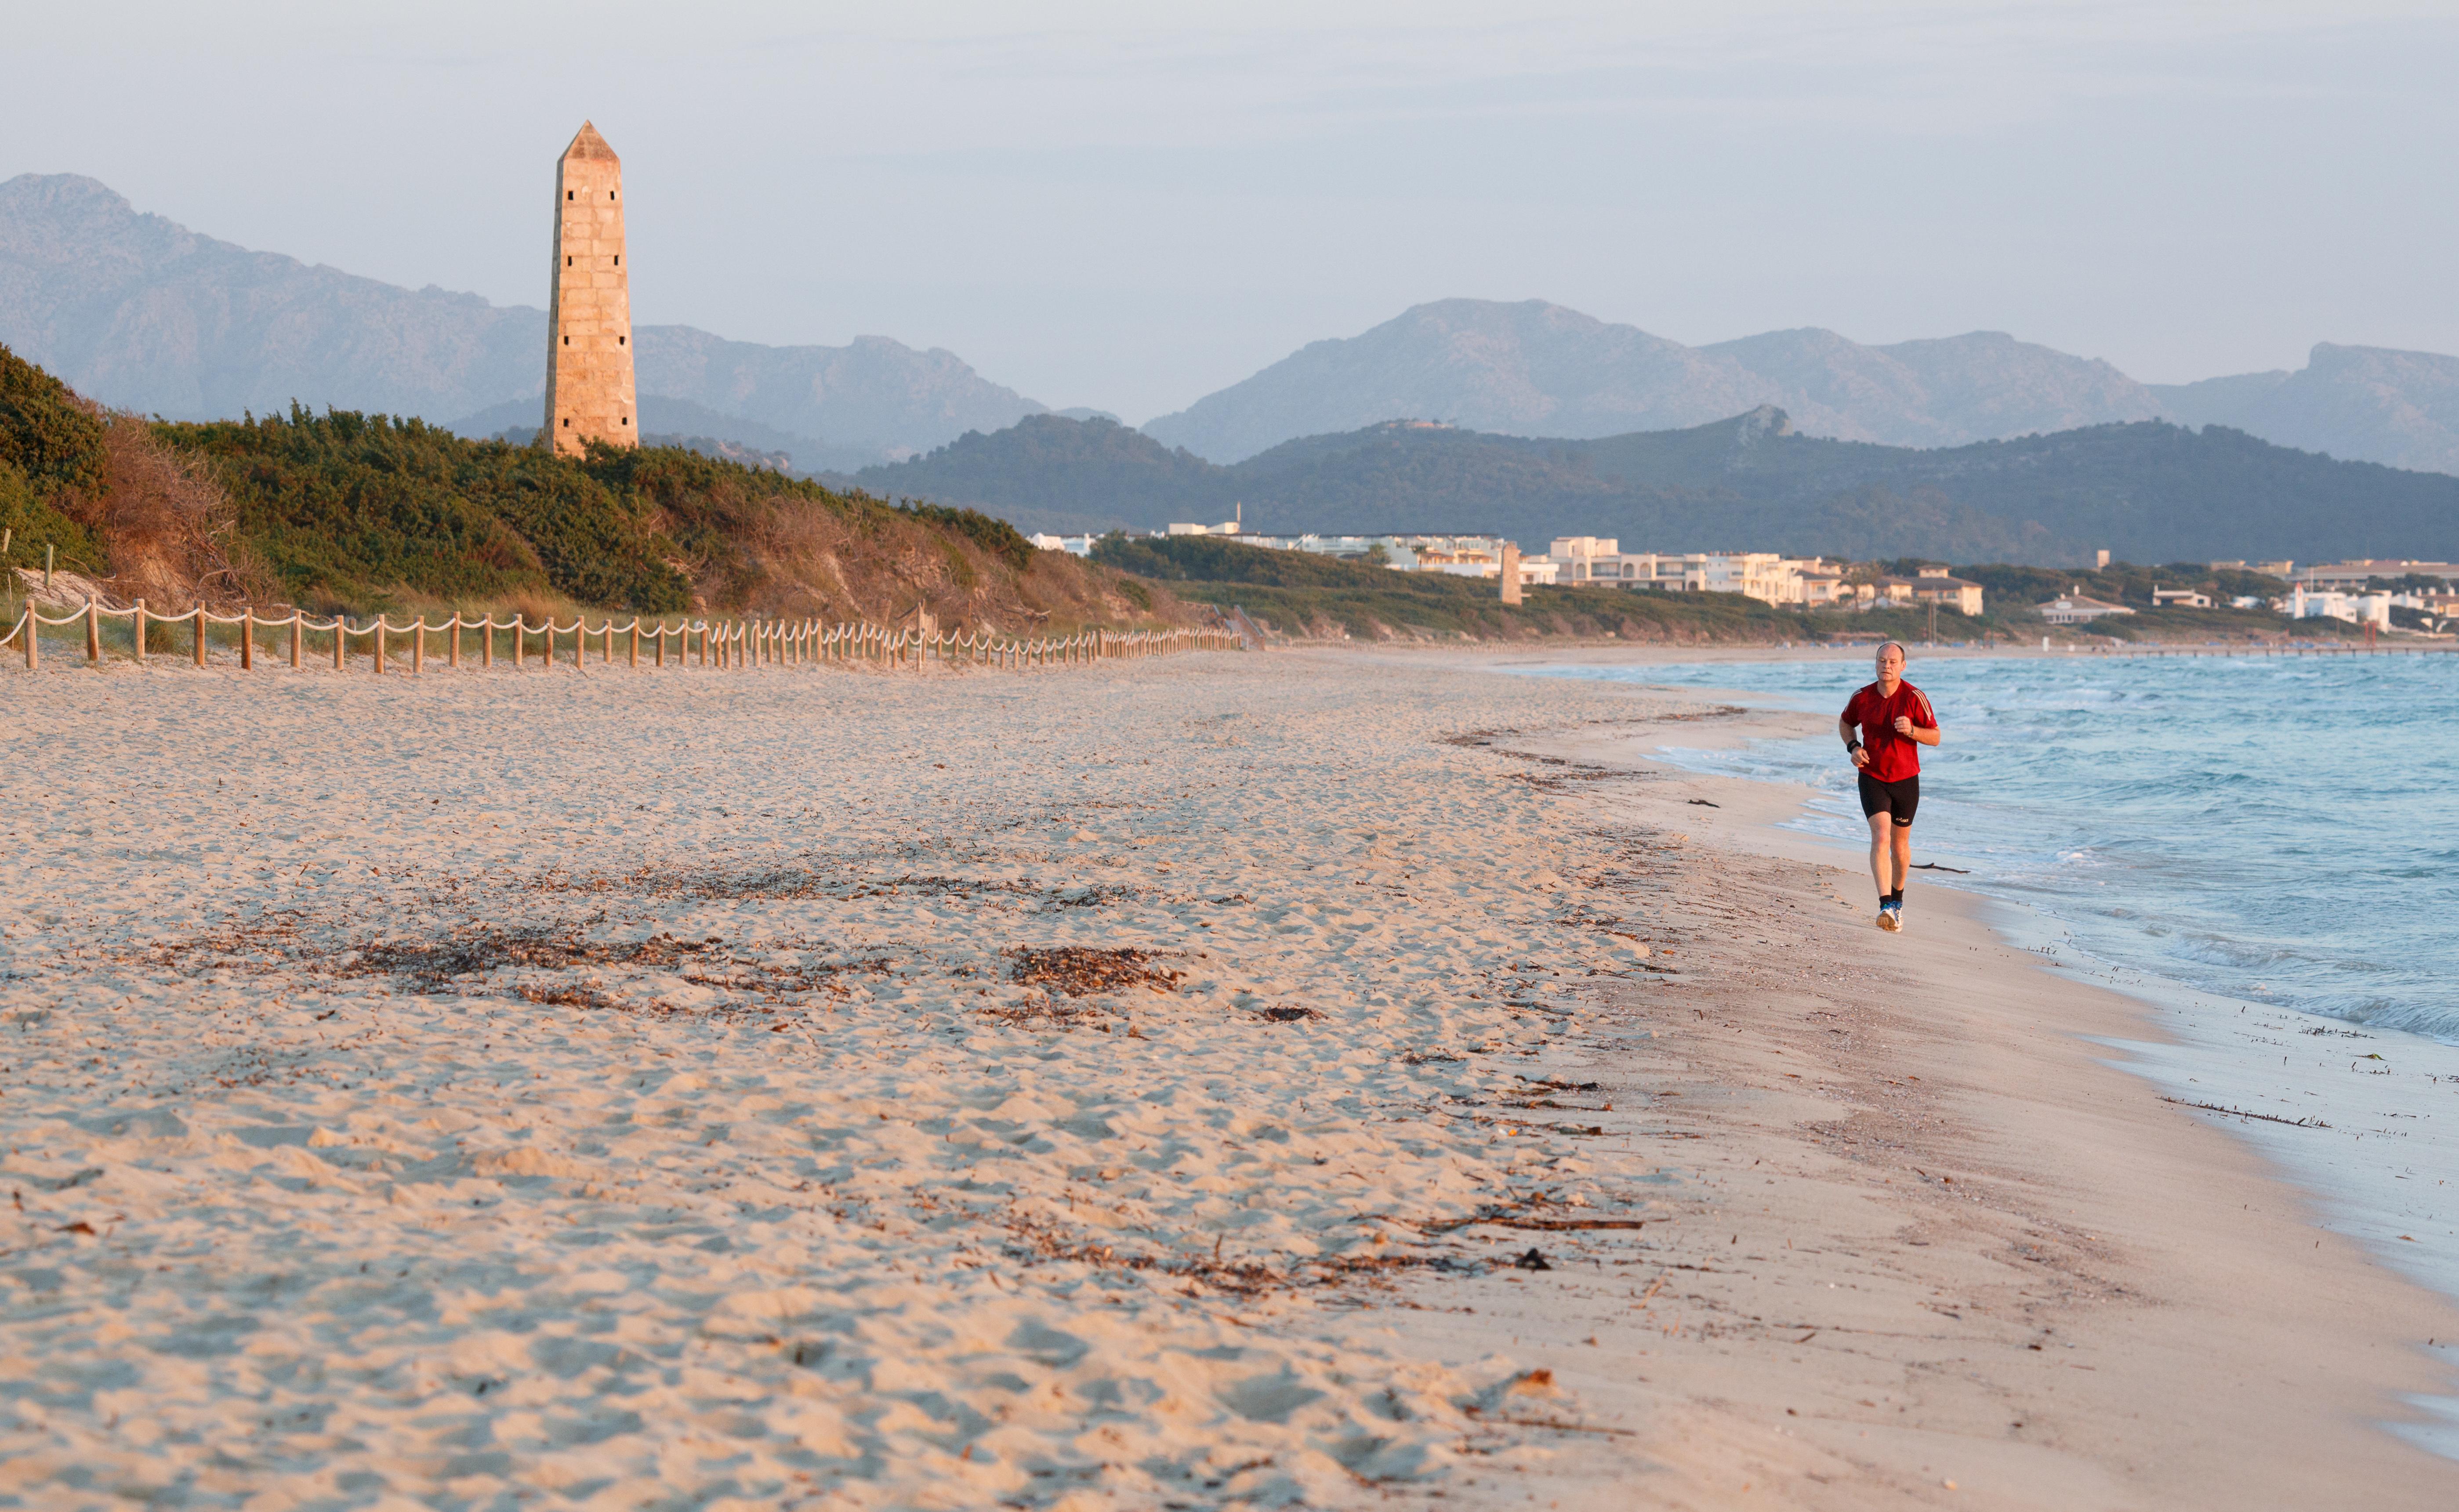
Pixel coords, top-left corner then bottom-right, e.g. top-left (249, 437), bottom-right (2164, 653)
top-left (1843, 679), bottom-right (1937, 783)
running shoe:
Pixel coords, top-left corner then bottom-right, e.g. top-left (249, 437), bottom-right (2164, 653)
top-left (1876, 901), bottom-right (1902, 932)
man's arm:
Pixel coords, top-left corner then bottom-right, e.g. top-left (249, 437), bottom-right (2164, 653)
top-left (1891, 692), bottom-right (1942, 746)
top-left (1840, 714), bottom-right (1869, 767)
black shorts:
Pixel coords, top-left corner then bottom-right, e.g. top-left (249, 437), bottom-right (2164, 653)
top-left (1857, 772), bottom-right (1919, 827)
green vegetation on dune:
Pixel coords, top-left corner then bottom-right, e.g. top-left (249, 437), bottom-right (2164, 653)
top-left (163, 406), bottom-right (688, 610)
top-left (0, 340), bottom-right (1141, 628)
top-left (0, 343), bottom-right (110, 574)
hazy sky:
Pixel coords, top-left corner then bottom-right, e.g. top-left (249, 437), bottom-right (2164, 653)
top-left (10, 2), bottom-right (2455, 420)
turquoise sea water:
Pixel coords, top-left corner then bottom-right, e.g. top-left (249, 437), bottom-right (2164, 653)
top-left (1531, 651), bottom-right (2459, 1041)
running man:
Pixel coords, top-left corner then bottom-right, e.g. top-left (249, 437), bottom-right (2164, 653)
top-left (1840, 641), bottom-right (1940, 932)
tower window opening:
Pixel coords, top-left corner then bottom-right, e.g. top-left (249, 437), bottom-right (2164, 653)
top-left (609, 190), bottom-right (616, 200)
top-left (621, 416), bottom-right (629, 426)
top-left (562, 418), bottom-right (571, 428)
top-left (562, 336), bottom-right (569, 345)
top-left (566, 256), bottom-right (572, 266)
top-left (613, 255), bottom-right (620, 266)
top-left (566, 190), bottom-right (573, 200)
top-left (618, 336), bottom-right (626, 345)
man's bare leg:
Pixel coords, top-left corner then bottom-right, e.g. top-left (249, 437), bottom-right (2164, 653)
top-left (1867, 814), bottom-right (1894, 901)
top-left (1891, 823), bottom-right (1913, 895)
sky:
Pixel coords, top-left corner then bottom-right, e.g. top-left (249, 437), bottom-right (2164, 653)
top-left (8, 1), bottom-right (2455, 421)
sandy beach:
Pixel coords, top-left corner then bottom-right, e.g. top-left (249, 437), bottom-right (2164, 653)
top-left (3, 648), bottom-right (2453, 1509)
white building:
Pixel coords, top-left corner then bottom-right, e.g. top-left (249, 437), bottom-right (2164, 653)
top-left (1543, 540), bottom-right (1842, 604)
top-left (2038, 594), bottom-right (2137, 625)
top-left (2286, 586), bottom-right (2390, 628)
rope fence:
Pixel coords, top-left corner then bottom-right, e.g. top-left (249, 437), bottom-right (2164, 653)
top-left (0, 599), bottom-right (1240, 676)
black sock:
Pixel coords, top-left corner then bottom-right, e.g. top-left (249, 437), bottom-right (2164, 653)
top-left (1885, 890), bottom-right (1902, 905)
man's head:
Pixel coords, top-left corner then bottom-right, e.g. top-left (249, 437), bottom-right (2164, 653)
top-left (1875, 641), bottom-right (1906, 686)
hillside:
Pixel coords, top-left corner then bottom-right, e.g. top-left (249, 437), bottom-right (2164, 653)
top-left (2150, 343), bottom-right (2459, 476)
top-left (848, 407), bottom-right (2459, 564)
top-left (0, 343), bottom-right (1175, 633)
top-left (0, 174), bottom-right (1043, 470)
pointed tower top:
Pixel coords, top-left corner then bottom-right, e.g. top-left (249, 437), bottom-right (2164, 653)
top-left (561, 122), bottom-right (618, 163)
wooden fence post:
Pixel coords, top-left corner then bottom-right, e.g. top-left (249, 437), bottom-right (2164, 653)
top-left (133, 600), bottom-right (146, 664)
top-left (410, 618), bottom-right (423, 675)
top-left (481, 617), bottom-right (493, 669)
top-left (630, 621), bottom-right (641, 669)
top-left (194, 608), bottom-right (207, 668)
top-left (373, 618), bottom-right (387, 675)
top-left (239, 607), bottom-right (254, 669)
top-left (85, 598), bottom-right (100, 663)
top-left (290, 611), bottom-right (302, 669)
top-left (333, 617), bottom-right (346, 671)
top-left (513, 617), bottom-right (525, 669)
top-left (449, 615), bottom-right (461, 669)
top-left (21, 607), bottom-right (33, 670)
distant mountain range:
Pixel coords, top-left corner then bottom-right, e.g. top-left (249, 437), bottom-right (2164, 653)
top-left (841, 408), bottom-right (2459, 566)
top-left (0, 174), bottom-right (1044, 471)
top-left (7, 173), bottom-right (2457, 481)
top-left (1142, 300), bottom-right (2459, 475)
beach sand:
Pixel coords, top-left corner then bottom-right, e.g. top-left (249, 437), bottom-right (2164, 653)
top-left (1, 649), bottom-right (2451, 1508)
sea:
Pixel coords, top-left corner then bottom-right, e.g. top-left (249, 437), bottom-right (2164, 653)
top-left (1524, 649), bottom-right (2459, 1452)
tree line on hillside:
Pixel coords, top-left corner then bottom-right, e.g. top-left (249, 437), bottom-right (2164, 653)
top-left (846, 409), bottom-right (2459, 566)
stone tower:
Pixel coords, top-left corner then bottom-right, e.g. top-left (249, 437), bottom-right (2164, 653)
top-left (544, 122), bottom-right (636, 456)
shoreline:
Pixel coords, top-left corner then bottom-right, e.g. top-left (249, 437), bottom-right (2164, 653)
top-left (1382, 645), bottom-right (2459, 1499)
top-left (1420, 690), bottom-right (2459, 1503)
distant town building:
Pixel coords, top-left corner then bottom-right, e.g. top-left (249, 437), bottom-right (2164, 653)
top-left (2150, 586), bottom-right (2213, 608)
top-left (2295, 560), bottom-right (2459, 590)
top-left (1907, 568), bottom-right (1985, 615)
top-left (2210, 560), bottom-right (2296, 578)
top-left (2286, 586), bottom-right (2391, 627)
top-left (2037, 593), bottom-right (2137, 625)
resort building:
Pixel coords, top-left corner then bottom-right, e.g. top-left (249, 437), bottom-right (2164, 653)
top-left (1906, 566), bottom-right (1985, 615)
top-left (2151, 586), bottom-right (2213, 608)
top-left (1541, 541), bottom-right (1855, 606)
top-left (2037, 593), bottom-right (2138, 625)
top-left (2294, 560), bottom-right (2459, 590)
top-left (2286, 586), bottom-right (2391, 627)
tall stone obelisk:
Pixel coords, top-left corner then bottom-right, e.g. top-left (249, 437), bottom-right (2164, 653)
top-left (544, 122), bottom-right (637, 456)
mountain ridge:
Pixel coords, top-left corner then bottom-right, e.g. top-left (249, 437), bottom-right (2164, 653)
top-left (0, 173), bottom-right (1045, 469)
top-left (1142, 299), bottom-right (2459, 476)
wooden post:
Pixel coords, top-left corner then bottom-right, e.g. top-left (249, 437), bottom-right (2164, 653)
top-left (631, 621), bottom-right (641, 668)
top-left (482, 617), bottom-right (494, 668)
top-left (85, 598), bottom-right (100, 663)
top-left (603, 620), bottom-right (614, 665)
top-left (373, 618), bottom-right (386, 675)
top-left (194, 607), bottom-right (207, 667)
top-left (334, 616), bottom-right (346, 671)
top-left (238, 607), bottom-right (254, 669)
top-left (133, 600), bottom-right (146, 664)
top-left (513, 617), bottom-right (525, 669)
top-left (410, 618), bottom-right (423, 675)
top-left (20, 606), bottom-right (32, 670)
top-left (654, 622), bottom-right (664, 668)
top-left (290, 611), bottom-right (301, 669)
top-left (449, 615), bottom-right (461, 669)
